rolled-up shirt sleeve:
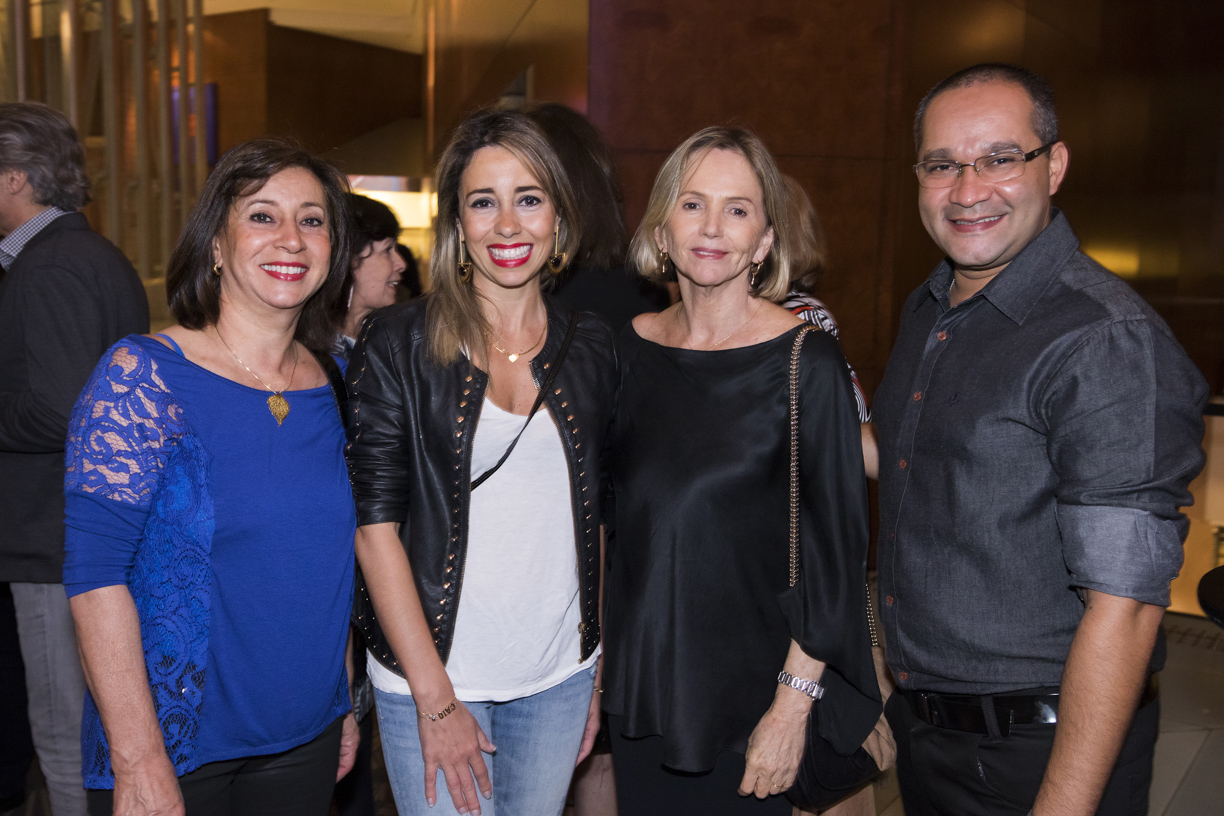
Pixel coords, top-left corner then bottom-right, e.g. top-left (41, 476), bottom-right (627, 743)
top-left (1046, 318), bottom-right (1207, 605)
top-left (345, 315), bottom-right (412, 527)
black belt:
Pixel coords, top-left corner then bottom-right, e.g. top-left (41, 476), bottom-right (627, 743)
top-left (900, 674), bottom-right (1158, 737)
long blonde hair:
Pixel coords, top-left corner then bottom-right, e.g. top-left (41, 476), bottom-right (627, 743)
top-left (628, 126), bottom-right (792, 302)
top-left (427, 109), bottom-right (579, 365)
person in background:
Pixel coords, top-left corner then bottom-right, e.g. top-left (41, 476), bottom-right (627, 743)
top-left (395, 243), bottom-right (423, 301)
top-left (333, 194), bottom-right (406, 363)
top-left (528, 103), bottom-right (668, 331)
top-left (0, 101), bottom-right (149, 816)
top-left (876, 63), bottom-right (1206, 815)
top-left (778, 177), bottom-right (870, 424)
top-left (346, 109), bottom-right (617, 816)
top-left (64, 138), bottom-right (359, 816)
top-left (603, 126), bottom-right (880, 815)
top-left (777, 180), bottom-right (888, 816)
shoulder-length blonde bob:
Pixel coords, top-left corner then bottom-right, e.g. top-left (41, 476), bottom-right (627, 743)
top-left (427, 108), bottom-right (578, 366)
top-left (628, 126), bottom-right (792, 302)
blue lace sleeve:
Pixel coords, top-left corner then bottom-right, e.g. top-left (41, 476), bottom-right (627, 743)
top-left (66, 341), bottom-right (186, 504)
top-left (64, 340), bottom-right (216, 787)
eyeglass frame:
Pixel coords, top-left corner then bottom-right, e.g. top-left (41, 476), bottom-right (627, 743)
top-left (912, 143), bottom-right (1056, 188)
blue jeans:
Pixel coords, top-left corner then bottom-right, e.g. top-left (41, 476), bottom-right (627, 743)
top-left (374, 666), bottom-right (594, 816)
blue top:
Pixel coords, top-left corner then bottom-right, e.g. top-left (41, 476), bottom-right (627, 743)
top-left (63, 335), bottom-right (354, 787)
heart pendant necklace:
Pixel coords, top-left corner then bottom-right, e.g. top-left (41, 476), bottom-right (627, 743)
top-left (216, 329), bottom-right (299, 426)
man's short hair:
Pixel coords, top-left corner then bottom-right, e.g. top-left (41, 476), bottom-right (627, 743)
top-left (913, 63), bottom-right (1059, 154)
top-left (0, 102), bottom-right (90, 210)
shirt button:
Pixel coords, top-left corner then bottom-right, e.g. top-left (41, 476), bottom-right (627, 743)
top-left (913, 391), bottom-right (923, 402)
top-left (937, 331), bottom-right (948, 341)
top-left (885, 595), bottom-right (895, 606)
top-left (898, 671), bottom-right (909, 682)
top-left (899, 459), bottom-right (908, 469)
top-left (889, 530), bottom-right (896, 540)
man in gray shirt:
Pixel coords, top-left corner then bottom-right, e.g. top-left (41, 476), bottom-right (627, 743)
top-left (0, 102), bottom-right (148, 816)
top-left (874, 64), bottom-right (1206, 815)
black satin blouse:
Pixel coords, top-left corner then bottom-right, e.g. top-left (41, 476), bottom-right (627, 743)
top-left (603, 324), bottom-right (880, 773)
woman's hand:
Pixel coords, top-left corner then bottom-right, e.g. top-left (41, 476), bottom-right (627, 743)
top-left (738, 686), bottom-right (813, 799)
top-left (575, 683), bottom-right (602, 766)
top-left (336, 712), bottom-right (361, 781)
top-left (418, 699), bottom-right (496, 816)
top-left (112, 753), bottom-right (184, 816)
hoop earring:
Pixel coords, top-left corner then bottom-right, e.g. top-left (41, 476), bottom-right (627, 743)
top-left (748, 261), bottom-right (764, 290)
top-left (458, 236), bottom-right (473, 284)
top-left (212, 262), bottom-right (222, 277)
top-left (658, 248), bottom-right (670, 276)
top-left (546, 226), bottom-right (567, 275)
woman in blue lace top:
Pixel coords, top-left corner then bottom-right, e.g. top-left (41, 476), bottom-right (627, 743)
top-left (63, 139), bottom-right (359, 816)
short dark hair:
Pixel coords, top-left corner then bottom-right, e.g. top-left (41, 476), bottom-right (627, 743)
top-left (527, 103), bottom-right (627, 270)
top-left (166, 138), bottom-right (352, 351)
top-left (347, 193), bottom-right (401, 261)
top-left (914, 63), bottom-right (1058, 154)
top-left (0, 102), bottom-right (91, 210)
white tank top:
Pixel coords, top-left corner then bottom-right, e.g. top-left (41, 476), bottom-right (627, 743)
top-left (368, 398), bottom-right (598, 701)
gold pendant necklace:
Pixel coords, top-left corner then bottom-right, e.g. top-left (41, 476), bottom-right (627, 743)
top-left (492, 321), bottom-right (546, 363)
top-left (215, 329), bottom-right (299, 426)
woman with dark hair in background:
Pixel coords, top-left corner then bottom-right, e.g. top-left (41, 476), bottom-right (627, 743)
top-left (528, 103), bottom-right (667, 331)
top-left (333, 194), bottom-right (406, 364)
top-left (603, 127), bottom-right (881, 814)
top-left (346, 109), bottom-right (617, 816)
top-left (64, 138), bottom-right (359, 816)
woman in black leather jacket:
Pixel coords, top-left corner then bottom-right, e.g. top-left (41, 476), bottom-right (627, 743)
top-left (344, 109), bottom-right (617, 816)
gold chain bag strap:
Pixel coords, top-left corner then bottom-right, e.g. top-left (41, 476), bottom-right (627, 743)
top-left (784, 326), bottom-right (896, 811)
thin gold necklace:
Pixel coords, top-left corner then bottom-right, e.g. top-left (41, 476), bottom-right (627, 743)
top-left (215, 328), bottom-right (299, 426)
top-left (683, 299), bottom-right (763, 350)
top-left (492, 321), bottom-right (546, 363)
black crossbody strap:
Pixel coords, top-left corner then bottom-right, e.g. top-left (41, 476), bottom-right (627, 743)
top-left (471, 311), bottom-right (579, 490)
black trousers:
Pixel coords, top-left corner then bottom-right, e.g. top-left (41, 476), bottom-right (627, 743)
top-left (86, 716), bottom-right (343, 816)
top-left (608, 714), bottom-right (791, 816)
top-left (885, 689), bottom-right (1159, 815)
top-left (0, 584), bottom-right (34, 811)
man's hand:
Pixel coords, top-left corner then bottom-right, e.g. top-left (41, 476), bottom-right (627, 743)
top-left (1031, 590), bottom-right (1163, 816)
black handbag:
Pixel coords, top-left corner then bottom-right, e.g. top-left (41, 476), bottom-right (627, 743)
top-left (783, 325), bottom-right (885, 811)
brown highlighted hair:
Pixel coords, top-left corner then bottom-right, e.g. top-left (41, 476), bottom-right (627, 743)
top-left (166, 138), bottom-right (352, 351)
top-left (783, 176), bottom-right (827, 295)
top-left (427, 108), bottom-right (578, 366)
top-left (628, 126), bottom-right (792, 302)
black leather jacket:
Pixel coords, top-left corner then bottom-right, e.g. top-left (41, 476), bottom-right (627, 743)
top-left (345, 295), bottom-right (618, 675)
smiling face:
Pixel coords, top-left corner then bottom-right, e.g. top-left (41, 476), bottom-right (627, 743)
top-left (349, 237), bottom-right (405, 316)
top-left (655, 148), bottom-right (774, 290)
top-left (457, 145), bottom-right (558, 295)
top-left (917, 80), bottom-right (1068, 281)
top-left (212, 166), bottom-right (331, 316)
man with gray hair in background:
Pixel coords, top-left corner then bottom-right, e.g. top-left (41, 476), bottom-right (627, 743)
top-left (0, 102), bottom-right (147, 816)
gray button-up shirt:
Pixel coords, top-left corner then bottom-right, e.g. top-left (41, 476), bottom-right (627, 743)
top-left (874, 210), bottom-right (1207, 695)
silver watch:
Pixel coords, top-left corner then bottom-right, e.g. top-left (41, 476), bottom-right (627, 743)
top-left (777, 670), bottom-right (824, 700)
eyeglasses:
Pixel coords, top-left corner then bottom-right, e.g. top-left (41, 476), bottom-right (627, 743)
top-left (913, 144), bottom-right (1054, 189)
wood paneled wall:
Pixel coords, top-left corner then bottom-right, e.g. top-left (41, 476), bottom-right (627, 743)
top-left (589, 0), bottom-right (1224, 395)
